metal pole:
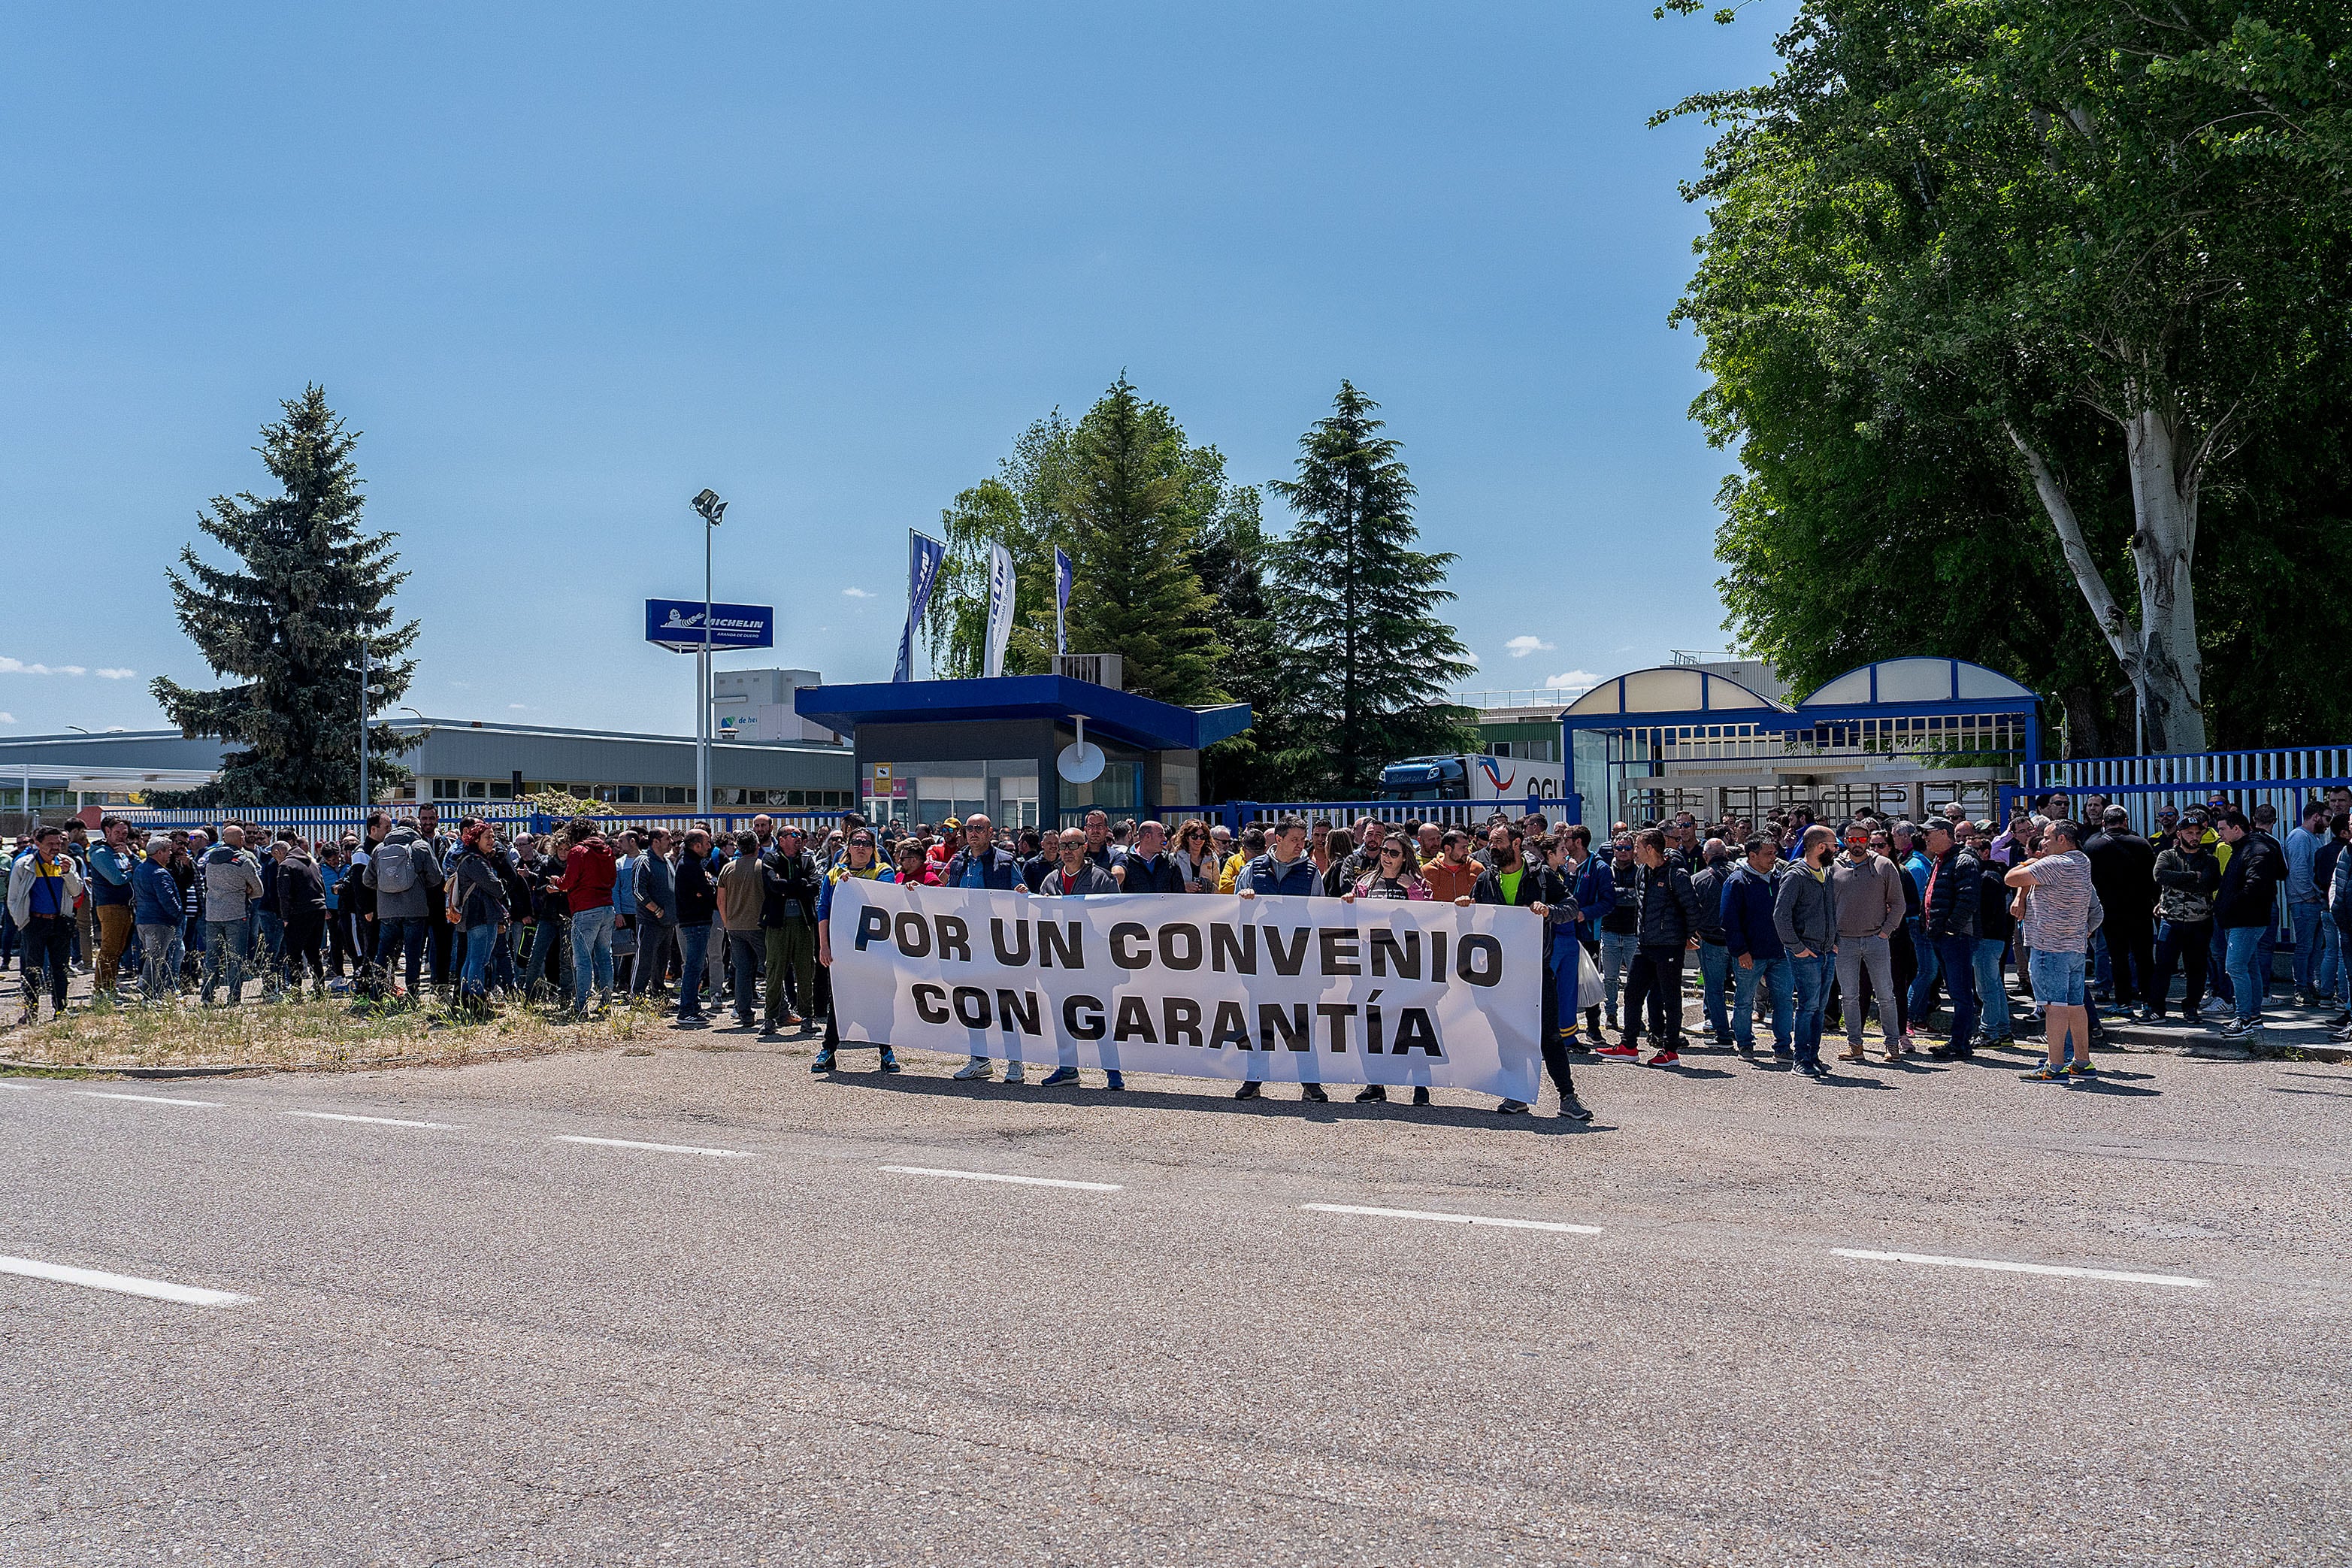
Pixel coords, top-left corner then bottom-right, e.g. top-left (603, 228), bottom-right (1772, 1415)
top-left (358, 641), bottom-right (369, 810)
top-left (699, 518), bottom-right (713, 813)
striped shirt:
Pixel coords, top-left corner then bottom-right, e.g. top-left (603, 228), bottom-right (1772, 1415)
top-left (2019, 849), bottom-right (2099, 951)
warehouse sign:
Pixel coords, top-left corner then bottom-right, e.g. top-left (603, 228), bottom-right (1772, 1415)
top-left (645, 600), bottom-right (775, 652)
top-left (828, 879), bottom-right (1542, 1100)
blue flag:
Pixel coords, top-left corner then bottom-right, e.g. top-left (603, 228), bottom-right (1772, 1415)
top-left (1055, 546), bottom-right (1073, 658)
top-left (894, 531), bottom-right (948, 683)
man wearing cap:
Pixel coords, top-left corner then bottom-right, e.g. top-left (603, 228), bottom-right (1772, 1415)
top-left (2148, 810), bottom-right (2220, 1024)
top-left (1917, 817), bottom-right (1983, 1059)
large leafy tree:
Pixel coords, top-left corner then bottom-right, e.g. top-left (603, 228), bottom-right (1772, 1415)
top-left (1269, 383), bottom-right (1474, 796)
top-left (1193, 494), bottom-right (1319, 801)
top-left (151, 386), bottom-right (420, 804)
top-left (1666, 0), bottom-right (2352, 752)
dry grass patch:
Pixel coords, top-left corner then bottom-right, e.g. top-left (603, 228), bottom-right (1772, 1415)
top-left (2, 991), bottom-right (672, 1073)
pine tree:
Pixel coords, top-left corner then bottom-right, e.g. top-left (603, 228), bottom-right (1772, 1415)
top-left (1059, 374), bottom-right (1226, 706)
top-left (150, 386), bottom-right (420, 805)
top-left (1270, 383), bottom-right (1475, 797)
top-left (1194, 495), bottom-right (1318, 801)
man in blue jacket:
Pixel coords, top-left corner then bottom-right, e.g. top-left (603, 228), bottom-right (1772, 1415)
top-left (1234, 819), bottom-right (1325, 1103)
top-left (131, 834), bottom-right (186, 1004)
top-left (942, 813), bottom-right (1024, 891)
top-left (1719, 834), bottom-right (1792, 1057)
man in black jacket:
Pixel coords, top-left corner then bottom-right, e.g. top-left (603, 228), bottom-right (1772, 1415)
top-left (1688, 839), bottom-right (1736, 1051)
top-left (1112, 820), bottom-right (1188, 893)
top-left (1917, 817), bottom-right (1982, 1059)
top-left (1600, 828), bottom-right (1702, 1066)
top-left (1469, 825), bottom-right (1588, 1120)
top-left (758, 825), bottom-right (824, 1035)
top-left (2083, 805), bottom-right (2158, 1010)
top-left (2216, 810), bottom-right (2286, 1035)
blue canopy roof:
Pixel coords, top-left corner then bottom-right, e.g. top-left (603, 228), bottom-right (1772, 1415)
top-left (795, 677), bottom-right (1252, 753)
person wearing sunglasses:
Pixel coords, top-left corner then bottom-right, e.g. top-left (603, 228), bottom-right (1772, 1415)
top-left (813, 829), bottom-right (899, 1073)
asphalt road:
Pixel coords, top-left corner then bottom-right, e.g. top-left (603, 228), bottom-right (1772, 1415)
top-left (2, 1035), bottom-right (2347, 1566)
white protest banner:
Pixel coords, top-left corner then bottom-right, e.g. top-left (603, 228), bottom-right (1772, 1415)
top-left (828, 881), bottom-right (1542, 1101)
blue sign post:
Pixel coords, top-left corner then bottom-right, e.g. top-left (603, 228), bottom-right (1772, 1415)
top-left (644, 600), bottom-right (775, 652)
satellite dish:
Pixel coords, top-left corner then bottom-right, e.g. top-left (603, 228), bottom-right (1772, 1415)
top-left (1057, 740), bottom-right (1105, 783)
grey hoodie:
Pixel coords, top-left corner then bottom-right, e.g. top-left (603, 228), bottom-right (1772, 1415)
top-left (199, 843), bottom-right (265, 924)
top-left (362, 827), bottom-right (444, 920)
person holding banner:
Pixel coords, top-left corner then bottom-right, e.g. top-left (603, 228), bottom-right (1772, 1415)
top-left (813, 828), bottom-right (899, 1073)
top-left (1028, 827), bottom-right (1127, 1090)
top-left (1470, 825), bottom-right (1589, 1120)
top-left (1342, 833), bottom-right (1433, 1106)
top-left (1234, 819), bottom-right (1329, 1103)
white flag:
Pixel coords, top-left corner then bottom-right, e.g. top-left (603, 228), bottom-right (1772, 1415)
top-left (983, 541), bottom-right (1017, 680)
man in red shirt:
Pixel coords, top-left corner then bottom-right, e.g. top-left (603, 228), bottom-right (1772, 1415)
top-left (553, 816), bottom-right (618, 1016)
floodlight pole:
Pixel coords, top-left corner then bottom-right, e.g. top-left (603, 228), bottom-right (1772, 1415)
top-left (692, 489), bottom-right (728, 812)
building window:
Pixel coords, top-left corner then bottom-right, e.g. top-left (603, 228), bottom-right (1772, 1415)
top-left (664, 787), bottom-right (688, 804)
top-left (465, 780), bottom-right (487, 798)
top-left (431, 779), bottom-right (461, 801)
top-left (489, 780), bottom-right (513, 800)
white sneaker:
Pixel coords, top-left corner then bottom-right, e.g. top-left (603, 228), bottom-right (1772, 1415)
top-left (952, 1058), bottom-right (994, 1081)
top-left (1003, 1061), bottom-right (1026, 1085)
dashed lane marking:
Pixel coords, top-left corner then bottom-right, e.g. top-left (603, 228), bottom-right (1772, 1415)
top-left (1832, 1248), bottom-right (2209, 1288)
top-left (0, 1255), bottom-right (251, 1307)
top-left (555, 1134), bottom-right (754, 1158)
top-left (880, 1164), bottom-right (1122, 1192)
top-left (1301, 1203), bottom-right (1603, 1235)
top-left (71, 1091), bottom-right (221, 1109)
top-left (283, 1110), bottom-right (461, 1130)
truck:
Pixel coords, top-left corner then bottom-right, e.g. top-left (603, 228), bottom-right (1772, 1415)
top-left (1374, 753), bottom-right (1565, 803)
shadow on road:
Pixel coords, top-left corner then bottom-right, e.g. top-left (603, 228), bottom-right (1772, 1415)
top-left (839, 1069), bottom-right (1611, 1132)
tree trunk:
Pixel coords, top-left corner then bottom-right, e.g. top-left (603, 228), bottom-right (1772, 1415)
top-left (2122, 409), bottom-right (2209, 753)
top-left (2008, 420), bottom-right (2208, 755)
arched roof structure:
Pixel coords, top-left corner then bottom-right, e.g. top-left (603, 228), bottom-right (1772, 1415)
top-left (1797, 657), bottom-right (2037, 710)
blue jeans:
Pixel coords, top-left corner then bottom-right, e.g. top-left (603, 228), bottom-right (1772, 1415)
top-left (1930, 934), bottom-right (1979, 1049)
top-left (519, 918), bottom-right (564, 997)
top-left (201, 918), bottom-right (250, 1005)
top-left (1785, 951), bottom-right (1834, 1068)
top-left (1972, 937), bottom-right (2012, 1040)
top-left (462, 921), bottom-right (498, 999)
top-left (2290, 903), bottom-right (2324, 995)
top-left (570, 905), bottom-right (616, 1012)
top-left (728, 931), bottom-right (764, 1024)
top-left (2208, 920), bottom-right (2233, 1004)
top-left (1730, 952), bottom-right (1791, 1052)
top-left (1695, 941), bottom-right (1733, 1043)
top-left (376, 915), bottom-right (430, 995)
top-left (1597, 930), bottom-right (1638, 1025)
top-left (1906, 925), bottom-right (1942, 1023)
top-left (2225, 925), bottom-right (2266, 1024)
top-left (676, 922), bottom-right (712, 1017)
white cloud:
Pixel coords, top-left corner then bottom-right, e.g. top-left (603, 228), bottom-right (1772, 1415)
top-left (841, 587), bottom-right (873, 598)
top-left (1543, 670), bottom-right (1603, 693)
top-left (1504, 636), bottom-right (1555, 659)
top-left (95, 667), bottom-right (136, 680)
top-left (0, 658), bottom-right (87, 676)
top-left (508, 703), bottom-right (528, 710)
top-left (0, 713), bottom-right (14, 725)
top-left (1461, 651), bottom-right (1480, 667)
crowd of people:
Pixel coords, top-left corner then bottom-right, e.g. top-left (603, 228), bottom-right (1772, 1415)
top-left (8, 788), bottom-right (2339, 1103)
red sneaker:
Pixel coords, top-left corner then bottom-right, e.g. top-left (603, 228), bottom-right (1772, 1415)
top-left (1644, 1049), bottom-right (1682, 1067)
top-left (1594, 1043), bottom-right (1642, 1061)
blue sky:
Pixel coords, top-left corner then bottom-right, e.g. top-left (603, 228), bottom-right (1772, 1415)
top-left (0, 2), bottom-right (1787, 737)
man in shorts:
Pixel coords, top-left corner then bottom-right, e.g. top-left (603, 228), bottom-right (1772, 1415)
top-left (2005, 819), bottom-right (2100, 1081)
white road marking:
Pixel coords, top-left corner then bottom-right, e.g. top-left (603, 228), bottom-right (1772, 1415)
top-left (0, 1255), bottom-right (251, 1307)
top-left (71, 1091), bottom-right (221, 1108)
top-left (1832, 1248), bottom-right (2210, 1289)
top-left (1301, 1203), bottom-right (1602, 1235)
top-left (555, 1134), bottom-right (753, 1158)
top-left (881, 1164), bottom-right (1122, 1192)
top-left (283, 1110), bottom-right (459, 1130)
